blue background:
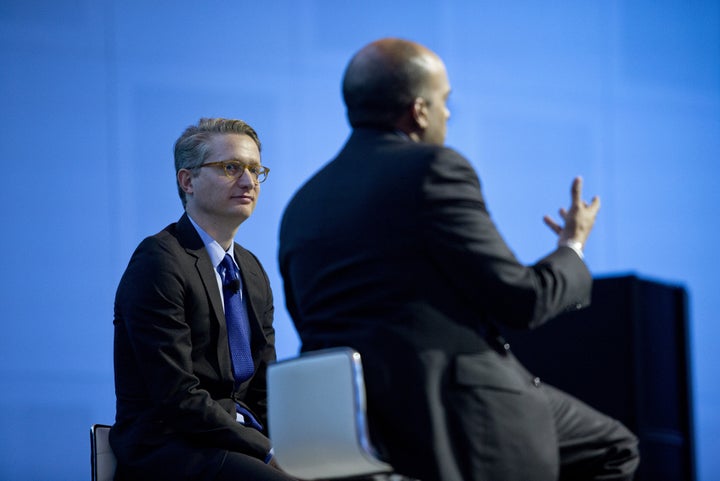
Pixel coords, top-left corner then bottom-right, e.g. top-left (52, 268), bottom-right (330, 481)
top-left (1, 1), bottom-right (718, 479)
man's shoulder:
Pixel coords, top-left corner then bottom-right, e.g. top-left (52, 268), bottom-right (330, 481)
top-left (378, 136), bottom-right (468, 166)
top-left (344, 129), bottom-right (461, 163)
top-left (136, 221), bottom-right (180, 250)
top-left (381, 142), bottom-right (474, 180)
top-left (129, 216), bottom-right (204, 264)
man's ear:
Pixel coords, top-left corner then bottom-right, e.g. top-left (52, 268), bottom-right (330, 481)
top-left (177, 169), bottom-right (194, 196)
top-left (411, 97), bottom-right (429, 130)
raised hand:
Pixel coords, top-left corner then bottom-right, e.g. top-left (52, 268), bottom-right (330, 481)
top-left (543, 176), bottom-right (601, 248)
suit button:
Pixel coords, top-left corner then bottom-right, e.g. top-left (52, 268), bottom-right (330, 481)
top-left (533, 377), bottom-right (541, 387)
top-left (503, 342), bottom-right (511, 351)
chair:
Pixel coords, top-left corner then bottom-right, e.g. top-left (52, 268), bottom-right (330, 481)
top-left (267, 347), bottom-right (394, 480)
top-left (90, 424), bottom-right (117, 481)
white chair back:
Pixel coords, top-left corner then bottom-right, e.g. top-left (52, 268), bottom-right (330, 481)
top-left (268, 347), bottom-right (393, 479)
top-left (90, 424), bottom-right (117, 481)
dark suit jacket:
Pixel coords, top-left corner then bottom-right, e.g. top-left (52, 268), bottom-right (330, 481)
top-left (111, 213), bottom-right (276, 480)
top-left (278, 128), bottom-right (592, 481)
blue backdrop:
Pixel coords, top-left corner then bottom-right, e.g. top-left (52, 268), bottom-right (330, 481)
top-left (1, 1), bottom-right (718, 479)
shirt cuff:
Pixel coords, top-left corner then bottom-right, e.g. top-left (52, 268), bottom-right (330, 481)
top-left (235, 404), bottom-right (264, 431)
top-left (559, 239), bottom-right (584, 259)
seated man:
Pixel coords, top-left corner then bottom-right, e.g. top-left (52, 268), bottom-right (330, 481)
top-left (111, 117), bottom-right (295, 481)
top-left (278, 38), bottom-right (639, 481)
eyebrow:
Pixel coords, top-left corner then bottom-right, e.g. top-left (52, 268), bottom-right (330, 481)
top-left (219, 158), bottom-right (262, 166)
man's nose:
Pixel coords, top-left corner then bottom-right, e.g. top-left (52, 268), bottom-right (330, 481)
top-left (236, 169), bottom-right (256, 186)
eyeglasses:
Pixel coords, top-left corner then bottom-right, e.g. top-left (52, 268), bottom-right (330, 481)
top-left (199, 160), bottom-right (270, 183)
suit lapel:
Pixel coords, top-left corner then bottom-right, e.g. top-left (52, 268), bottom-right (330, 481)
top-left (176, 214), bottom-right (232, 376)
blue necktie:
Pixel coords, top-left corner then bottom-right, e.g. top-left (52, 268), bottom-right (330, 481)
top-left (219, 254), bottom-right (254, 384)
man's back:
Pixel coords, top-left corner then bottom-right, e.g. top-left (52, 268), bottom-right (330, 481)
top-left (283, 128), bottom-right (490, 344)
top-left (280, 128), bottom-right (469, 479)
top-left (279, 127), bottom-right (594, 481)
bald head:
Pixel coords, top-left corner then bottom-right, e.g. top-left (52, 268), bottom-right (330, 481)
top-left (342, 38), bottom-right (445, 130)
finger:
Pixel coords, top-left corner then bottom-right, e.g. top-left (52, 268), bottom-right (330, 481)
top-left (543, 215), bottom-right (562, 234)
top-left (571, 176), bottom-right (583, 205)
top-left (589, 195), bottom-right (601, 212)
top-left (558, 207), bottom-right (568, 220)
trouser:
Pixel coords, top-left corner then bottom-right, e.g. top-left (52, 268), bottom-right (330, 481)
top-left (372, 348), bottom-right (640, 481)
top-left (546, 381), bottom-right (640, 481)
top-left (114, 441), bottom-right (299, 481)
top-left (214, 451), bottom-right (299, 481)
top-left (448, 350), bottom-right (640, 481)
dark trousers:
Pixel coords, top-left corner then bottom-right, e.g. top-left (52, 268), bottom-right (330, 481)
top-left (114, 443), bottom-right (298, 481)
top-left (382, 349), bottom-right (639, 481)
top-left (547, 381), bottom-right (640, 481)
top-left (452, 352), bottom-right (640, 481)
top-left (214, 451), bottom-right (298, 481)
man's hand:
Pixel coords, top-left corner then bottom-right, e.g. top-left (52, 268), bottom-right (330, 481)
top-left (543, 176), bottom-right (601, 248)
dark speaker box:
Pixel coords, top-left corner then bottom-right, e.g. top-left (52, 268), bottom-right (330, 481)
top-left (503, 274), bottom-right (695, 481)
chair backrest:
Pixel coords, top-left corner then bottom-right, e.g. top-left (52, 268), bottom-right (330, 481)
top-left (267, 347), bottom-right (393, 480)
top-left (90, 424), bottom-right (117, 481)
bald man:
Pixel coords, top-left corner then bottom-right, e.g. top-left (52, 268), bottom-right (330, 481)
top-left (279, 38), bottom-right (639, 481)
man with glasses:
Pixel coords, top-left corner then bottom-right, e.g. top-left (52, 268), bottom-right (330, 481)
top-left (279, 39), bottom-right (639, 481)
top-left (111, 118), bottom-right (295, 481)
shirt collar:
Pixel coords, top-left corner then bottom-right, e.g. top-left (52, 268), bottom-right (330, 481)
top-left (186, 214), bottom-right (235, 269)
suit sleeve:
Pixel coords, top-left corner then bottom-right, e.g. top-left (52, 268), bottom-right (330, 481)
top-left (420, 149), bottom-right (591, 330)
top-left (114, 237), bottom-right (272, 458)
